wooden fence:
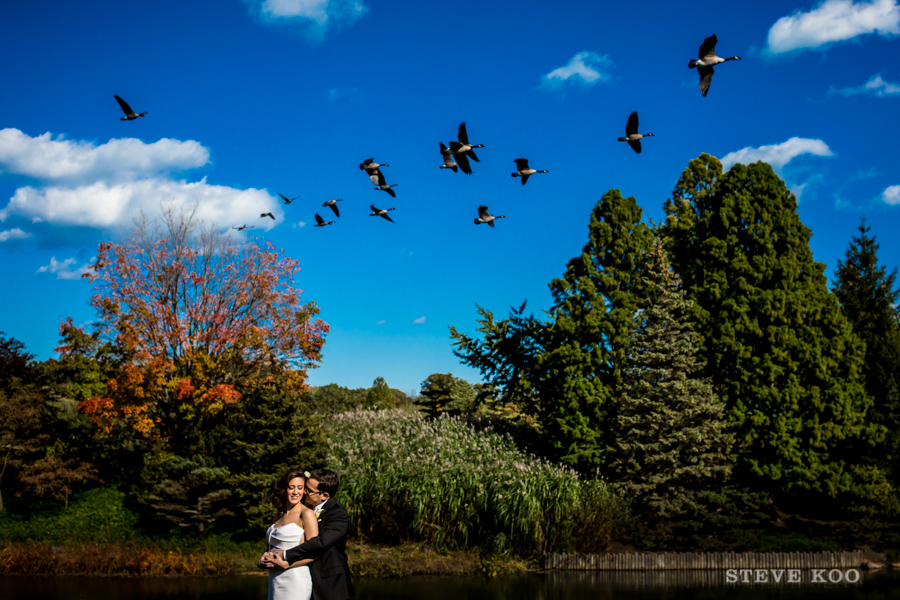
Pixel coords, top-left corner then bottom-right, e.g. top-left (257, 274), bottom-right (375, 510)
top-left (544, 551), bottom-right (864, 570)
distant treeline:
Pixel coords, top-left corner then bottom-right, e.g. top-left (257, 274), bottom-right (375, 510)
top-left (2, 154), bottom-right (899, 558)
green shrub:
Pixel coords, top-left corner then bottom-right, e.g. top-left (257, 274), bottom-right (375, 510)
top-left (0, 485), bottom-right (138, 544)
top-left (326, 409), bottom-right (628, 555)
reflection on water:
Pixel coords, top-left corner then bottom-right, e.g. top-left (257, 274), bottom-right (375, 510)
top-left (1, 570), bottom-right (898, 600)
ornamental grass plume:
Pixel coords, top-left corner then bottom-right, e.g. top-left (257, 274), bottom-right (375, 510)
top-left (326, 410), bottom-right (628, 555)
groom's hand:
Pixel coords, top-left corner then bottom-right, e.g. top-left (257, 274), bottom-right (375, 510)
top-left (268, 550), bottom-right (290, 569)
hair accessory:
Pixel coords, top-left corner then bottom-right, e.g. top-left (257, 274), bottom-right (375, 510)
top-left (304, 471), bottom-right (311, 478)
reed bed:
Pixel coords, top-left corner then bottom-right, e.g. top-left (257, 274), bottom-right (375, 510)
top-left (326, 410), bottom-right (628, 555)
top-left (0, 541), bottom-right (258, 575)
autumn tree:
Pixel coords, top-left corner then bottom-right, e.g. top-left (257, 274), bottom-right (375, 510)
top-left (661, 154), bottom-right (884, 502)
top-left (77, 208), bottom-right (329, 447)
top-left (833, 218), bottom-right (900, 484)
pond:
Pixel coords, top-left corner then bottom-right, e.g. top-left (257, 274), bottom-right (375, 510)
top-left (1, 570), bottom-right (898, 600)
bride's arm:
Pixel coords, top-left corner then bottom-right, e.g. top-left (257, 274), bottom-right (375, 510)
top-left (271, 509), bottom-right (321, 569)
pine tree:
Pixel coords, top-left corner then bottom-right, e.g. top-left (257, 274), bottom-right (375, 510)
top-left (833, 218), bottom-right (900, 480)
top-left (661, 154), bottom-right (880, 499)
top-left (611, 240), bottom-right (733, 520)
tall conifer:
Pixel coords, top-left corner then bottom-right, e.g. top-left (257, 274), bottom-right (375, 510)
top-left (833, 219), bottom-right (900, 481)
top-left (611, 240), bottom-right (733, 519)
top-left (661, 154), bottom-right (880, 499)
top-left (540, 189), bottom-right (654, 468)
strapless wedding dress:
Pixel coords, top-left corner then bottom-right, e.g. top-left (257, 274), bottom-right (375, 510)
top-left (266, 522), bottom-right (312, 600)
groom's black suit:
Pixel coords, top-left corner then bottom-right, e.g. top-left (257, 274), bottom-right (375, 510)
top-left (284, 498), bottom-right (353, 600)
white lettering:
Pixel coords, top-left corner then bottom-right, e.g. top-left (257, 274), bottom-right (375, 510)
top-left (788, 570), bottom-right (801, 583)
top-left (740, 569), bottom-right (753, 583)
top-left (828, 569), bottom-right (842, 583)
top-left (811, 569), bottom-right (826, 583)
top-left (771, 569), bottom-right (784, 582)
top-left (755, 570), bottom-right (768, 583)
top-left (726, 569), bottom-right (738, 583)
top-left (845, 569), bottom-right (860, 583)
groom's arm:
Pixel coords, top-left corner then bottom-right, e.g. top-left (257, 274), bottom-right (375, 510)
top-left (284, 509), bottom-right (348, 564)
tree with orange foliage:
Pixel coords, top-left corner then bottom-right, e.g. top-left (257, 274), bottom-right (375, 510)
top-left (73, 207), bottom-right (328, 447)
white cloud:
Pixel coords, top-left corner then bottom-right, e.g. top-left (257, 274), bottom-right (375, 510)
top-left (412, 316), bottom-right (426, 325)
top-left (293, 221), bottom-right (307, 229)
top-left (883, 185), bottom-right (900, 204)
top-left (0, 128), bottom-right (208, 184)
top-left (2, 178), bottom-right (278, 229)
top-left (375, 320), bottom-right (386, 325)
top-left (766, 0), bottom-right (900, 54)
top-left (248, 0), bottom-right (368, 38)
top-left (36, 256), bottom-right (93, 280)
top-left (0, 129), bottom-right (280, 234)
top-left (720, 137), bottom-right (834, 172)
top-left (0, 228), bottom-right (30, 242)
top-left (541, 52), bottom-right (614, 90)
top-left (830, 73), bottom-right (900, 96)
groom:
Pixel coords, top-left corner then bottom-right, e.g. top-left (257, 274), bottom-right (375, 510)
top-left (265, 468), bottom-right (353, 600)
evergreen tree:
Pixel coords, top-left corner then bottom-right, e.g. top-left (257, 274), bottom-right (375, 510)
top-left (540, 189), bottom-right (654, 468)
top-left (610, 240), bottom-right (733, 520)
top-left (452, 190), bottom-right (653, 470)
top-left (365, 377), bottom-right (397, 409)
top-left (661, 154), bottom-right (882, 501)
top-left (833, 218), bottom-right (900, 481)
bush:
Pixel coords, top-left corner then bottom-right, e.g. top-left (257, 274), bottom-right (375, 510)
top-left (326, 410), bottom-right (629, 555)
top-left (0, 485), bottom-right (138, 544)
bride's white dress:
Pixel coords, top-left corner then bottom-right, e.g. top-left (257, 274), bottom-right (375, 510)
top-left (267, 522), bottom-right (312, 600)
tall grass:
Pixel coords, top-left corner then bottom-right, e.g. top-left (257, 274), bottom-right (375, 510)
top-left (326, 410), bottom-right (628, 555)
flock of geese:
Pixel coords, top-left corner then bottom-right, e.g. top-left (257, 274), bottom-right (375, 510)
top-left (112, 34), bottom-right (740, 232)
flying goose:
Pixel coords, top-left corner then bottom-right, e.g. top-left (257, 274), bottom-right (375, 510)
top-left (278, 193), bottom-right (299, 205)
top-left (260, 212), bottom-right (275, 220)
top-left (373, 170), bottom-right (397, 197)
top-left (232, 224), bottom-right (254, 231)
top-left (439, 143), bottom-right (459, 172)
top-left (370, 204), bottom-right (395, 222)
top-left (474, 205), bottom-right (505, 227)
top-left (448, 142), bottom-right (473, 174)
top-left (688, 34), bottom-right (742, 97)
top-left (360, 158), bottom-right (389, 172)
top-left (313, 213), bottom-right (335, 227)
top-left (511, 158), bottom-right (548, 185)
top-left (455, 122), bottom-right (484, 162)
top-left (322, 199), bottom-right (343, 217)
top-left (617, 112), bottom-right (654, 154)
top-left (114, 95), bottom-right (147, 120)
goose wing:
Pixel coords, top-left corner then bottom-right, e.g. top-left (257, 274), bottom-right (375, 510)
top-left (520, 173), bottom-right (530, 186)
top-left (453, 146), bottom-right (473, 175)
top-left (698, 34), bottom-right (718, 59)
top-left (458, 122), bottom-right (470, 145)
top-left (478, 205), bottom-right (490, 219)
top-left (467, 149), bottom-right (480, 162)
top-left (114, 94), bottom-right (134, 115)
top-left (514, 158), bottom-right (529, 171)
top-left (329, 202), bottom-right (340, 217)
top-left (360, 158), bottom-right (374, 170)
top-left (314, 213), bottom-right (326, 226)
top-left (628, 139), bottom-right (642, 154)
top-left (386, 187), bottom-right (396, 198)
top-left (698, 66), bottom-right (714, 97)
top-left (625, 111), bottom-right (639, 136)
top-left (440, 142), bottom-right (450, 155)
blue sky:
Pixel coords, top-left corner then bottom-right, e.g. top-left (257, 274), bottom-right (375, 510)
top-left (1, 0), bottom-right (899, 395)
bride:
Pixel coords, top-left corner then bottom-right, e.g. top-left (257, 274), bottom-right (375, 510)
top-left (261, 469), bottom-right (318, 600)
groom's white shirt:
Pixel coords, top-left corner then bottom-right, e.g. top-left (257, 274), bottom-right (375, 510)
top-left (313, 500), bottom-right (326, 517)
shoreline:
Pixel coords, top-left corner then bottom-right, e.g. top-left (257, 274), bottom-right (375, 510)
top-left (0, 541), bottom-right (533, 577)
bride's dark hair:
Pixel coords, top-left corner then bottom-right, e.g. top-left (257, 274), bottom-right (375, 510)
top-left (271, 468), bottom-right (308, 513)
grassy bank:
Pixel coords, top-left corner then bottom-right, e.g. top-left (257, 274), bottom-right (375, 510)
top-left (0, 541), bottom-right (531, 577)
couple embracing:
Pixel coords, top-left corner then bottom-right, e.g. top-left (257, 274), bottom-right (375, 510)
top-left (261, 468), bottom-right (353, 600)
